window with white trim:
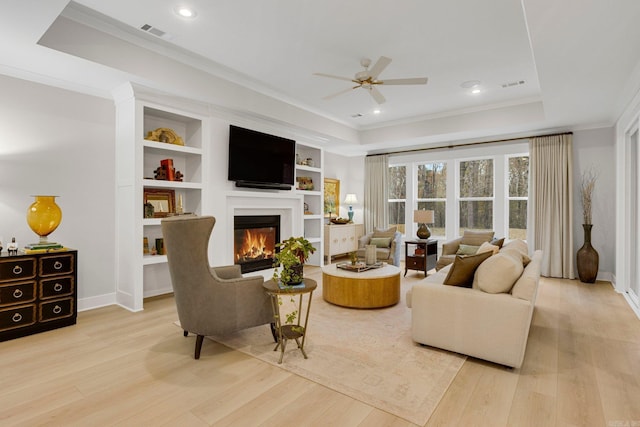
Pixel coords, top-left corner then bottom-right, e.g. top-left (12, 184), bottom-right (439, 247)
top-left (458, 158), bottom-right (494, 232)
top-left (507, 155), bottom-right (529, 239)
top-left (388, 164), bottom-right (406, 234)
top-left (417, 162), bottom-right (447, 237)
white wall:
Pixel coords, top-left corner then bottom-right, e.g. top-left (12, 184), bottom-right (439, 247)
top-left (324, 152), bottom-right (365, 223)
top-left (0, 74), bottom-right (116, 307)
top-left (572, 127), bottom-right (616, 279)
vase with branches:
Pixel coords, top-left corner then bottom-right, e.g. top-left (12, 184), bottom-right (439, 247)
top-left (577, 167), bottom-right (599, 283)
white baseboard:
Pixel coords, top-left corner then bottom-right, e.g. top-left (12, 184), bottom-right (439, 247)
top-left (78, 293), bottom-right (117, 312)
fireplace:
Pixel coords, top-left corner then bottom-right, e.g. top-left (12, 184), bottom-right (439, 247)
top-left (234, 215), bottom-right (280, 273)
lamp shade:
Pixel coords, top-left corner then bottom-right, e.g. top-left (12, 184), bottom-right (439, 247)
top-left (413, 209), bottom-right (434, 224)
top-left (344, 194), bottom-right (358, 205)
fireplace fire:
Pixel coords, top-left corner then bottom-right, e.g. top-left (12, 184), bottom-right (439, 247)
top-left (234, 215), bottom-right (280, 273)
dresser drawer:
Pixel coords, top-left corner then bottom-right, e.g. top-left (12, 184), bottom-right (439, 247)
top-left (40, 276), bottom-right (74, 300)
top-left (0, 281), bottom-right (36, 306)
top-left (39, 254), bottom-right (75, 277)
top-left (0, 258), bottom-right (36, 282)
top-left (0, 304), bottom-right (36, 332)
top-left (39, 298), bottom-right (74, 322)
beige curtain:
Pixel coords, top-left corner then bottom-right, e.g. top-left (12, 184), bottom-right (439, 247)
top-left (364, 155), bottom-right (389, 233)
top-left (529, 134), bottom-right (574, 278)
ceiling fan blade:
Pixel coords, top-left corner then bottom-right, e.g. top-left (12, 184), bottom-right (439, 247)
top-left (313, 72), bottom-right (356, 83)
top-left (323, 86), bottom-right (358, 100)
top-left (369, 86), bottom-right (386, 104)
top-left (381, 77), bottom-right (428, 85)
top-left (368, 56), bottom-right (392, 79)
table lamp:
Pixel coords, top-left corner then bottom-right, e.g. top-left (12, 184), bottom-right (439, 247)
top-left (413, 209), bottom-right (434, 239)
top-left (344, 194), bottom-right (358, 222)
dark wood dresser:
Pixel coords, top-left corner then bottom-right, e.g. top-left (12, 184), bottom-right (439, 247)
top-left (0, 250), bottom-right (77, 342)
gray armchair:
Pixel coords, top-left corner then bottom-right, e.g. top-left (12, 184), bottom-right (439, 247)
top-left (161, 215), bottom-right (273, 359)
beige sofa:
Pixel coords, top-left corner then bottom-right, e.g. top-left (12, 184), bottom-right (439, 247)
top-left (406, 240), bottom-right (542, 368)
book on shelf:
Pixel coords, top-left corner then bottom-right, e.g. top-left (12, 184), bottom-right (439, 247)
top-left (23, 247), bottom-right (69, 254)
top-left (24, 242), bottom-right (64, 250)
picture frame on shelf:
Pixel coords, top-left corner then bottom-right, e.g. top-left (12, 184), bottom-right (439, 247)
top-left (324, 178), bottom-right (340, 217)
top-left (143, 188), bottom-right (175, 217)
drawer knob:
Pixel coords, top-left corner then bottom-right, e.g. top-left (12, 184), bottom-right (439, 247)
top-left (53, 305), bottom-right (62, 314)
top-left (12, 313), bottom-right (22, 323)
top-left (12, 265), bottom-right (23, 275)
top-left (53, 283), bottom-right (63, 292)
top-left (54, 261), bottom-right (63, 270)
top-left (13, 289), bottom-right (23, 299)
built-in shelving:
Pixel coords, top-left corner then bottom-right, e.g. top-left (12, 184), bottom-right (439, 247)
top-left (295, 142), bottom-right (324, 266)
top-left (114, 84), bottom-right (209, 311)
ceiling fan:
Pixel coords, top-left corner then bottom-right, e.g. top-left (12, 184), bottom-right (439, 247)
top-left (314, 56), bottom-right (428, 104)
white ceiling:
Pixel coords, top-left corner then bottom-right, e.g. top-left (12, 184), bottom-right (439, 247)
top-left (2, 0), bottom-right (640, 154)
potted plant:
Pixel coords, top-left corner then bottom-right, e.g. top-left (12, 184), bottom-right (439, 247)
top-left (272, 236), bottom-right (316, 285)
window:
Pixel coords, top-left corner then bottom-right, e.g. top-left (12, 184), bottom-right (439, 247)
top-left (388, 165), bottom-right (406, 234)
top-left (458, 159), bottom-right (494, 232)
top-left (508, 156), bottom-right (529, 239)
top-left (417, 162), bottom-right (446, 236)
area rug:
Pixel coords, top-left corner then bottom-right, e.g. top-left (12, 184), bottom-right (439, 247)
top-left (207, 275), bottom-right (466, 425)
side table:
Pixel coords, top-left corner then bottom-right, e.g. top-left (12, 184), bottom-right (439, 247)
top-left (405, 239), bottom-right (438, 276)
top-left (262, 278), bottom-right (317, 364)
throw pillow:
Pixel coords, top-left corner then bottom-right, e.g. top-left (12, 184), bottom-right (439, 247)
top-left (370, 237), bottom-right (391, 248)
top-left (475, 252), bottom-right (524, 293)
top-left (456, 244), bottom-right (480, 256)
top-left (501, 239), bottom-right (528, 257)
top-left (501, 247), bottom-right (531, 267)
top-left (490, 237), bottom-right (505, 248)
top-left (477, 241), bottom-right (500, 255)
top-left (443, 251), bottom-right (493, 288)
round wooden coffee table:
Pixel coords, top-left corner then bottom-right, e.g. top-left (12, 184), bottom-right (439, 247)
top-left (321, 263), bottom-right (401, 308)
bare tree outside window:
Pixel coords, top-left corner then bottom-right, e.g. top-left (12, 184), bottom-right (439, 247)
top-left (388, 165), bottom-right (406, 234)
top-left (417, 162), bottom-right (446, 236)
top-left (459, 159), bottom-right (494, 231)
top-left (508, 156), bottom-right (529, 239)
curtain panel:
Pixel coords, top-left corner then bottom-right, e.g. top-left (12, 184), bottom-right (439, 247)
top-left (529, 134), bottom-right (574, 278)
top-left (364, 155), bottom-right (389, 233)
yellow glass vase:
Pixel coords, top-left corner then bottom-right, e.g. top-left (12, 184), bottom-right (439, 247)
top-left (26, 195), bottom-right (62, 243)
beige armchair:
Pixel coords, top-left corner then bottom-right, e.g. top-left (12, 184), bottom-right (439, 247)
top-left (161, 215), bottom-right (273, 359)
top-left (356, 227), bottom-right (402, 267)
top-left (435, 230), bottom-right (495, 271)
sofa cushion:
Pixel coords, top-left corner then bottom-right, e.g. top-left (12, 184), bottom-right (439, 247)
top-left (370, 237), bottom-right (392, 248)
top-left (456, 244), bottom-right (479, 255)
top-left (474, 252), bottom-right (524, 294)
top-left (443, 251), bottom-right (493, 288)
top-left (477, 241), bottom-right (500, 255)
top-left (511, 250), bottom-right (543, 301)
top-left (460, 230), bottom-right (495, 246)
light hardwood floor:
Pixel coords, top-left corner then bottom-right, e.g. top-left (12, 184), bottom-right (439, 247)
top-left (1, 266), bottom-right (639, 426)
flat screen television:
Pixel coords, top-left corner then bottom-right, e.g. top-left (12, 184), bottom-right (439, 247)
top-left (228, 125), bottom-right (296, 190)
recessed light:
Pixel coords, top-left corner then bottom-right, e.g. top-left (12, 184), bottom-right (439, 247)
top-left (461, 80), bottom-right (481, 89)
top-left (174, 6), bottom-right (197, 18)
top-left (373, 109), bottom-right (381, 115)
top-left (471, 88), bottom-right (481, 94)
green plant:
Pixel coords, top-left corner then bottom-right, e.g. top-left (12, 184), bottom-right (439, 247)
top-left (272, 236), bottom-right (316, 328)
top-left (272, 236), bottom-right (316, 285)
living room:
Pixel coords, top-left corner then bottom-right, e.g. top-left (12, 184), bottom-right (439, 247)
top-left (1, 1), bottom-right (639, 425)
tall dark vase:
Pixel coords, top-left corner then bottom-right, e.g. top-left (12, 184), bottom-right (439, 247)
top-left (577, 224), bottom-right (599, 283)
